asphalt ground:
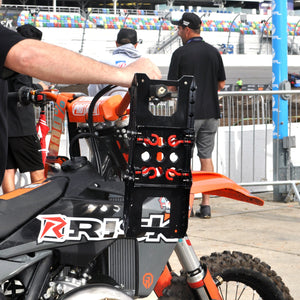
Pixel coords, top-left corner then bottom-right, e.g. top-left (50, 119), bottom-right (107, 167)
top-left (144, 193), bottom-right (300, 299)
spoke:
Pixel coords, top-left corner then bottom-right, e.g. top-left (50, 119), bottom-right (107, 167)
top-left (218, 286), bottom-right (225, 300)
top-left (237, 284), bottom-right (247, 300)
top-left (218, 281), bottom-right (263, 300)
top-left (235, 282), bottom-right (239, 300)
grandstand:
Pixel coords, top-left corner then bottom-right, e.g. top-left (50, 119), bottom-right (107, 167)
top-left (1, 1), bottom-right (300, 66)
top-left (0, 0), bottom-right (298, 11)
top-left (0, 0), bottom-right (281, 11)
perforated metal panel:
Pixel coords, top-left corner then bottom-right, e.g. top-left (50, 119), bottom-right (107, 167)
top-left (124, 74), bottom-right (196, 238)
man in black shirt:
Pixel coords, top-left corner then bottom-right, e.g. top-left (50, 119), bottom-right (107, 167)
top-left (168, 12), bottom-right (226, 218)
top-left (0, 23), bottom-right (161, 186)
top-left (2, 25), bottom-right (46, 193)
top-left (0, 25), bottom-right (24, 188)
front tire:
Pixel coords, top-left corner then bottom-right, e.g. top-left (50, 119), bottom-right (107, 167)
top-left (159, 251), bottom-right (293, 300)
top-left (201, 251), bottom-right (293, 300)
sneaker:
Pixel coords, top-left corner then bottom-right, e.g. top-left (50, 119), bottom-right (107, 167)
top-left (190, 208), bottom-right (194, 217)
top-left (195, 205), bottom-right (211, 219)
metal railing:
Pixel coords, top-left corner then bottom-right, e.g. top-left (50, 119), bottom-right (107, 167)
top-left (1, 4), bottom-right (161, 16)
top-left (32, 89), bottom-right (300, 200)
top-left (1, 4), bottom-right (81, 13)
top-left (212, 89), bottom-right (300, 200)
top-left (147, 89), bottom-right (300, 201)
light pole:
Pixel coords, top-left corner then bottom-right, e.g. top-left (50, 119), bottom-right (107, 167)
top-left (79, 8), bottom-right (92, 54)
top-left (200, 12), bottom-right (210, 19)
top-left (122, 11), bottom-right (130, 26)
top-left (29, 8), bottom-right (40, 26)
top-left (291, 19), bottom-right (300, 54)
top-left (226, 13), bottom-right (246, 54)
top-left (157, 11), bottom-right (171, 48)
top-left (257, 15), bottom-right (272, 55)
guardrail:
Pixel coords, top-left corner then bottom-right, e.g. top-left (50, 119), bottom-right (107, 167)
top-left (9, 89), bottom-right (300, 201)
top-left (1, 4), bottom-right (81, 13)
top-left (149, 89), bottom-right (300, 200)
top-left (212, 89), bottom-right (300, 200)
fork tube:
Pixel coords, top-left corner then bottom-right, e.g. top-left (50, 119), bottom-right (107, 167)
top-left (175, 236), bottom-right (222, 300)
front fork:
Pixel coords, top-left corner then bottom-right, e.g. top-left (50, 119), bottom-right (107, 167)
top-left (175, 236), bottom-right (223, 300)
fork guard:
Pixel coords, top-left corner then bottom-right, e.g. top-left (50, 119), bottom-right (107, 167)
top-left (191, 171), bottom-right (264, 206)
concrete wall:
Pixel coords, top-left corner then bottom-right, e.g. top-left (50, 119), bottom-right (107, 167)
top-left (38, 26), bottom-right (300, 69)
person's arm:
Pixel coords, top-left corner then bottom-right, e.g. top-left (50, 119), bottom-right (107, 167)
top-left (5, 39), bottom-right (161, 87)
top-left (218, 80), bottom-right (226, 91)
top-left (167, 51), bottom-right (180, 81)
top-left (217, 51), bottom-right (226, 91)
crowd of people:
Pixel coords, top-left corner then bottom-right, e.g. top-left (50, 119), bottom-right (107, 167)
top-left (0, 8), bottom-right (226, 219)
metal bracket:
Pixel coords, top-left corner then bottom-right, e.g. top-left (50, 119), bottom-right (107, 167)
top-left (279, 80), bottom-right (291, 100)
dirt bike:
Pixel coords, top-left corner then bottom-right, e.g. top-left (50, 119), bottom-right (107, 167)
top-left (0, 74), bottom-right (293, 300)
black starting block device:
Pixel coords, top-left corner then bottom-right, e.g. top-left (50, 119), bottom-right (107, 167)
top-left (124, 73), bottom-right (196, 238)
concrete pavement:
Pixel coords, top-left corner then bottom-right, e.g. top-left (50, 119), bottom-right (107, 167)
top-left (144, 193), bottom-right (300, 299)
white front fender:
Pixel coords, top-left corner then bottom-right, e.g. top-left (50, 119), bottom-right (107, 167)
top-left (61, 284), bottom-right (133, 300)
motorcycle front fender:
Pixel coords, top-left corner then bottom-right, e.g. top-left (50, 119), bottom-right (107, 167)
top-left (60, 284), bottom-right (133, 300)
top-left (191, 171), bottom-right (264, 206)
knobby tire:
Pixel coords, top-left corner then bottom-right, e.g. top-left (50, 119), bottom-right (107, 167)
top-left (159, 251), bottom-right (293, 300)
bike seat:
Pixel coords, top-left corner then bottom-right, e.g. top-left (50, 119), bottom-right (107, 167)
top-left (0, 177), bottom-right (68, 240)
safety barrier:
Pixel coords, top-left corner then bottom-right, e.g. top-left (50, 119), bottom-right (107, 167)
top-left (150, 89), bottom-right (300, 199)
top-left (3, 89), bottom-right (300, 201)
top-left (213, 90), bottom-right (300, 200)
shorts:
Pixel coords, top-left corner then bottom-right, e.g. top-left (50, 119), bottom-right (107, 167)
top-left (194, 118), bottom-right (219, 159)
top-left (6, 135), bottom-right (44, 173)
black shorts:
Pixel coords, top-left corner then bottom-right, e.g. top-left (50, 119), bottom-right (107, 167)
top-left (6, 135), bottom-right (44, 173)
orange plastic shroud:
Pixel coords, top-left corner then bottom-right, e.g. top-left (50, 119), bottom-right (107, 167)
top-left (68, 94), bottom-right (125, 123)
top-left (191, 171), bottom-right (264, 206)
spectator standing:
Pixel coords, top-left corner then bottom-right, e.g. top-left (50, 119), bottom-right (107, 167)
top-left (2, 25), bottom-right (47, 193)
top-left (236, 78), bottom-right (243, 91)
top-left (88, 28), bottom-right (141, 97)
top-left (168, 12), bottom-right (226, 218)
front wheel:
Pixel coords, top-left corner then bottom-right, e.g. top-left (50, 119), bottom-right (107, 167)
top-left (201, 251), bottom-right (293, 300)
top-left (159, 251), bottom-right (293, 300)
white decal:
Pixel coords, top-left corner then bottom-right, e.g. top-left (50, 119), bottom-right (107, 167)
top-left (37, 214), bottom-right (179, 244)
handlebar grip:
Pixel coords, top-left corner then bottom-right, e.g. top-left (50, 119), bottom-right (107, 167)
top-left (18, 87), bottom-right (47, 107)
top-left (18, 86), bottom-right (33, 105)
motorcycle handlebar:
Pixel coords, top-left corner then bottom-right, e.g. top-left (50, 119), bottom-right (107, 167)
top-left (17, 87), bottom-right (82, 108)
top-left (18, 86), bottom-right (52, 107)
top-left (17, 87), bottom-right (130, 122)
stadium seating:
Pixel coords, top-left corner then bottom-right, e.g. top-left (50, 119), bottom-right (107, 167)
top-left (17, 11), bottom-right (95, 28)
top-left (15, 10), bottom-right (300, 37)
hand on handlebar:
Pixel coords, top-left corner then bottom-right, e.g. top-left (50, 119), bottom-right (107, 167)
top-left (18, 86), bottom-right (47, 107)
